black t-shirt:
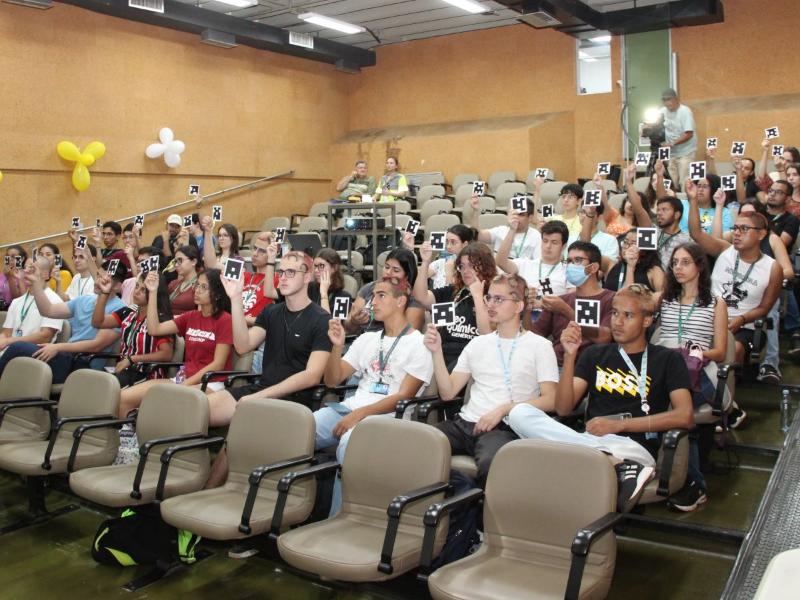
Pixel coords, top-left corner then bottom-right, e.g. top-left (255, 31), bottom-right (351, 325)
top-left (307, 281), bottom-right (353, 311)
top-left (254, 302), bottom-right (332, 389)
top-left (771, 212), bottom-right (799, 246)
top-left (575, 343), bottom-right (690, 457)
top-left (432, 285), bottom-right (480, 367)
top-left (603, 262), bottom-right (653, 292)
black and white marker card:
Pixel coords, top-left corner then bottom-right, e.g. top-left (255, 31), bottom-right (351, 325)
top-left (597, 162), bottom-right (611, 176)
top-left (32, 248), bottom-right (38, 262)
top-left (472, 181), bottom-right (486, 196)
top-left (96, 218), bottom-right (102, 228)
top-left (431, 302), bottom-right (456, 327)
top-left (223, 257), bottom-right (245, 281)
top-left (658, 146), bottom-right (671, 161)
top-left (539, 278), bottom-right (554, 296)
top-left (212, 206), bottom-right (223, 222)
top-left (510, 195), bottom-right (528, 214)
top-left (430, 231), bottom-right (446, 251)
top-left (54, 254), bottom-right (62, 268)
top-left (148, 256), bottom-right (160, 272)
top-left (106, 259), bottom-right (119, 275)
top-left (535, 168), bottom-right (549, 179)
top-left (405, 219), bottom-right (420, 236)
top-left (76, 235), bottom-right (88, 250)
top-left (575, 298), bottom-right (601, 328)
top-left (773, 145), bottom-right (784, 158)
top-left (636, 227), bottom-right (658, 251)
top-left (275, 227), bottom-right (286, 244)
top-left (706, 137), bottom-right (718, 150)
top-left (765, 126), bottom-right (780, 140)
top-left (541, 204), bottom-right (554, 218)
top-left (188, 184), bottom-right (200, 196)
top-left (583, 189), bottom-right (602, 207)
top-left (663, 179), bottom-right (672, 191)
top-left (138, 259), bottom-right (151, 275)
top-left (730, 141), bottom-right (746, 156)
top-left (71, 216), bottom-right (81, 229)
top-left (689, 161), bottom-right (707, 181)
top-left (635, 151), bottom-right (651, 167)
top-left (3, 256), bottom-right (8, 266)
top-left (14, 255), bottom-right (23, 269)
top-left (183, 215), bottom-right (193, 228)
top-left (332, 296), bottom-right (351, 320)
top-left (134, 215), bottom-right (145, 227)
top-left (721, 174), bottom-right (737, 192)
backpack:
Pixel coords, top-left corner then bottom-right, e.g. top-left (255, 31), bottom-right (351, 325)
top-left (430, 470), bottom-right (481, 570)
top-left (92, 505), bottom-right (200, 567)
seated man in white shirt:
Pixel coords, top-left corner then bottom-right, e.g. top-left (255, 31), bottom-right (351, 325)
top-left (0, 258), bottom-right (64, 357)
top-left (321, 276), bottom-right (433, 514)
top-left (471, 195), bottom-right (542, 260)
top-left (423, 273), bottom-right (559, 487)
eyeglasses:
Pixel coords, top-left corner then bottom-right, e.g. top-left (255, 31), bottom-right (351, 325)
top-left (694, 183), bottom-right (711, 189)
top-left (565, 257), bottom-right (590, 265)
top-left (195, 283), bottom-right (210, 292)
top-left (313, 263), bottom-right (328, 271)
top-left (483, 294), bottom-right (517, 306)
top-left (670, 258), bottom-right (695, 268)
top-left (731, 224), bottom-right (764, 233)
top-left (276, 268), bottom-right (307, 279)
top-left (768, 188), bottom-right (787, 195)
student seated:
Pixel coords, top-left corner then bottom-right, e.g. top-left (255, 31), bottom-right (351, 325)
top-left (0, 258), bottom-right (125, 382)
top-left (470, 194), bottom-right (541, 260)
top-left (320, 276), bottom-right (433, 513)
top-left (604, 229), bottom-right (666, 298)
top-left (423, 273), bottom-right (559, 487)
top-left (508, 284), bottom-right (694, 512)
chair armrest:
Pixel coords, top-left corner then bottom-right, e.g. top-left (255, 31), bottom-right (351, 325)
top-left (417, 397), bottom-right (464, 422)
top-left (417, 488), bottom-right (484, 581)
top-left (565, 512), bottom-right (625, 600)
top-left (130, 432), bottom-right (206, 499)
top-left (269, 461), bottom-right (340, 539)
top-left (0, 399), bottom-right (57, 430)
top-left (41, 413), bottom-right (115, 470)
top-left (225, 373), bottom-right (261, 388)
top-left (68, 418), bottom-right (135, 472)
top-left (137, 361), bottom-right (185, 375)
top-left (154, 436), bottom-right (226, 501)
top-left (712, 364), bottom-right (735, 415)
top-left (74, 352), bottom-right (121, 363)
top-left (394, 395), bottom-right (439, 419)
top-left (378, 481), bottom-right (452, 574)
top-left (750, 319), bottom-right (769, 363)
top-left (657, 429), bottom-right (689, 497)
top-left (199, 370), bottom-right (249, 392)
top-left (238, 454), bottom-right (315, 535)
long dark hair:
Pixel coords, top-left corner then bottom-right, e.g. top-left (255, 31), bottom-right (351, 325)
top-left (41, 242), bottom-right (73, 275)
top-left (447, 224), bottom-right (477, 243)
top-left (137, 274), bottom-right (173, 322)
top-left (315, 248), bottom-right (344, 292)
top-left (453, 242), bottom-right (496, 295)
top-left (176, 245), bottom-right (202, 271)
top-left (663, 242), bottom-right (713, 306)
top-left (7, 245), bottom-right (28, 263)
top-left (386, 247), bottom-right (417, 285)
top-left (202, 268), bottom-right (231, 316)
top-left (619, 230), bottom-right (662, 273)
top-left (218, 223), bottom-right (240, 257)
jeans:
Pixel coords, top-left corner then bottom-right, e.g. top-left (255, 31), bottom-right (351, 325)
top-left (687, 434), bottom-right (707, 490)
top-left (0, 341), bottom-right (87, 384)
top-left (762, 301), bottom-right (781, 371)
top-left (783, 291), bottom-right (800, 334)
top-left (508, 404), bottom-right (655, 468)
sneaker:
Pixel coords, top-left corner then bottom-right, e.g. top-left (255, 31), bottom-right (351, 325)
top-left (716, 406), bottom-right (747, 433)
top-left (667, 481), bottom-right (708, 512)
top-left (614, 460), bottom-right (654, 513)
top-left (228, 543), bottom-right (259, 559)
top-left (790, 334), bottom-right (800, 356)
top-left (757, 364), bottom-right (781, 384)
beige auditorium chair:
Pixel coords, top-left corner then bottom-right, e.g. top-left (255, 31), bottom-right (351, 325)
top-left (452, 173), bottom-right (480, 191)
top-left (487, 170), bottom-right (516, 194)
top-left (277, 418), bottom-right (451, 582)
top-left (69, 384), bottom-right (210, 507)
top-left (425, 439), bottom-right (619, 600)
top-left (540, 180), bottom-right (569, 204)
top-left (0, 357), bottom-right (53, 444)
top-left (492, 182), bottom-right (526, 212)
top-left (0, 369), bottom-right (120, 533)
top-left (160, 399), bottom-right (316, 542)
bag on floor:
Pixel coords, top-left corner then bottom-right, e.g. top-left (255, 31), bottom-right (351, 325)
top-left (92, 505), bottom-right (201, 567)
top-left (430, 470), bottom-right (481, 570)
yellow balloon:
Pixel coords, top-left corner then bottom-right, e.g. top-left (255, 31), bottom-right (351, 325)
top-left (56, 141), bottom-right (81, 162)
top-left (72, 163), bottom-right (91, 192)
top-left (79, 152), bottom-right (96, 167)
top-left (0, 171), bottom-right (3, 183)
top-left (84, 141), bottom-right (106, 160)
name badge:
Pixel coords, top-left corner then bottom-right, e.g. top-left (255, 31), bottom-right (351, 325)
top-left (14, 329), bottom-right (23, 337)
top-left (645, 432), bottom-right (659, 441)
top-left (370, 382), bottom-right (390, 395)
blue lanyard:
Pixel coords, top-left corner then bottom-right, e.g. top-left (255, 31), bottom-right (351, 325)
top-left (378, 324), bottom-right (411, 381)
top-left (496, 330), bottom-right (521, 400)
top-left (618, 345), bottom-right (650, 414)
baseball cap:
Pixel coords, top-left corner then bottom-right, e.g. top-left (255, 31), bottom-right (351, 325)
top-left (661, 88), bottom-right (678, 100)
top-left (166, 214), bottom-right (182, 226)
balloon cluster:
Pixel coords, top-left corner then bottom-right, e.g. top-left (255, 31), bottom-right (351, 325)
top-left (145, 127), bottom-right (185, 168)
top-left (56, 141), bottom-right (106, 192)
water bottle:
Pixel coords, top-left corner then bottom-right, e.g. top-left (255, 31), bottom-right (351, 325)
top-left (174, 365), bottom-right (186, 385)
top-left (781, 389), bottom-right (791, 433)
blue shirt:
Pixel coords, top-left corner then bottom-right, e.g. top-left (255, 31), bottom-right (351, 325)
top-left (679, 200), bottom-right (734, 234)
top-left (66, 294), bottom-right (125, 345)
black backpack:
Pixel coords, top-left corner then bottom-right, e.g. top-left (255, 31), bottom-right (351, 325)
top-left (92, 505), bottom-right (200, 567)
top-left (430, 470), bottom-right (481, 570)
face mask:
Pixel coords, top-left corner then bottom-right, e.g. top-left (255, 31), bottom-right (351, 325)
top-left (566, 263), bottom-right (590, 287)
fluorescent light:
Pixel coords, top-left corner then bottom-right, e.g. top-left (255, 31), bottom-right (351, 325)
top-left (644, 107), bottom-right (662, 124)
top-left (442, 0), bottom-right (487, 14)
top-left (579, 51), bottom-right (597, 62)
top-left (590, 35), bottom-right (612, 43)
top-left (214, 0), bottom-right (257, 7)
top-left (298, 12), bottom-right (365, 35)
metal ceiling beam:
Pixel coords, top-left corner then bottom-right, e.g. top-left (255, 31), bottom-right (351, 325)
top-left (55, 0), bottom-right (376, 69)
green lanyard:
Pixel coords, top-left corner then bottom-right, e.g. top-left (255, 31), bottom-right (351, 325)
top-left (677, 300), bottom-right (697, 344)
top-left (658, 230), bottom-right (677, 251)
top-left (538, 261), bottom-right (557, 280)
top-left (732, 253), bottom-right (759, 289)
top-left (18, 293), bottom-right (35, 327)
top-left (512, 228), bottom-right (530, 259)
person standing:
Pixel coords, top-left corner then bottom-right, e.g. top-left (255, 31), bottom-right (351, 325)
top-left (660, 89), bottom-right (697, 191)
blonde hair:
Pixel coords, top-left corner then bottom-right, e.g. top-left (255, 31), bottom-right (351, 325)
top-left (616, 283), bottom-right (656, 316)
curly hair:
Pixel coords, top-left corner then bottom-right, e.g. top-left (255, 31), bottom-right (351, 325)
top-left (453, 242), bottom-right (497, 295)
top-left (663, 242), bottom-right (713, 307)
top-left (491, 273), bottom-right (528, 311)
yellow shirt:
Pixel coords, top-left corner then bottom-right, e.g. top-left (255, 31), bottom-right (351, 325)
top-left (48, 270), bottom-right (73, 294)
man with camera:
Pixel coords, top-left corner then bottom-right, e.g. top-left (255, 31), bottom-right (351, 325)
top-left (659, 88), bottom-right (696, 191)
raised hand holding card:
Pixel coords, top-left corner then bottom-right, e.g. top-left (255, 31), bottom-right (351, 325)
top-left (658, 147), bottom-right (671, 161)
top-left (134, 215), bottom-right (145, 227)
top-left (71, 216), bottom-right (81, 229)
top-left (689, 161), bottom-right (706, 181)
top-left (635, 152), bottom-right (651, 167)
top-left (275, 227), bottom-right (286, 244)
top-left (539, 278), bottom-right (553, 296)
top-left (706, 137), bottom-right (718, 150)
top-left (535, 168), bottom-right (549, 179)
top-left (472, 181), bottom-right (486, 196)
top-left (405, 219), bottom-right (420, 236)
top-left (431, 302), bottom-right (456, 327)
top-left (663, 179), bottom-right (672, 191)
top-left (765, 126), bottom-right (780, 140)
top-left (54, 254), bottom-right (63, 269)
top-left (597, 162), bottom-right (611, 176)
top-left (188, 184), bottom-right (200, 196)
top-left (541, 204), bottom-right (554, 218)
top-left (14, 255), bottom-right (23, 269)
top-left (3, 256), bottom-right (8, 267)
top-left (583, 189), bottom-right (602, 207)
top-left (430, 231), bottom-right (446, 251)
top-left (332, 297), bottom-right (351, 320)
top-left (107, 259), bottom-right (120, 275)
top-left (721, 174), bottom-right (737, 191)
top-left (76, 235), bottom-right (88, 250)
top-left (773, 144), bottom-right (784, 158)
top-left (730, 141), bottom-right (746, 156)
top-left (148, 256), bottom-right (160, 272)
top-left (636, 227), bottom-right (658, 251)
top-left (223, 258), bottom-right (245, 281)
top-left (575, 298), bottom-right (601, 328)
top-left (183, 215), bottom-right (193, 228)
top-left (212, 205), bottom-right (223, 222)
top-left (511, 196), bottom-right (528, 214)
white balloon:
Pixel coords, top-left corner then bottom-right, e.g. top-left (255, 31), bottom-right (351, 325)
top-left (169, 140), bottom-right (185, 154)
top-left (145, 128), bottom-right (185, 168)
top-left (158, 127), bottom-right (174, 144)
top-left (145, 143), bottom-right (165, 159)
top-left (164, 152), bottom-right (182, 168)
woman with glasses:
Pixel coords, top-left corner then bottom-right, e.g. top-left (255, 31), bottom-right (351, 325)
top-left (346, 247), bottom-right (425, 334)
top-left (374, 156), bottom-right (408, 203)
top-left (200, 217), bottom-right (241, 271)
top-left (309, 248), bottom-right (352, 314)
top-left (414, 241), bottom-right (495, 369)
top-left (678, 174), bottom-right (734, 235)
top-left (427, 224), bottom-right (477, 289)
top-left (118, 268), bottom-right (233, 415)
top-left (604, 229), bottom-right (665, 295)
top-left (167, 245), bottom-right (202, 316)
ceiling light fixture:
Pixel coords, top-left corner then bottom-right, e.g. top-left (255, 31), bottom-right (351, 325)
top-left (298, 12), bottom-right (365, 35)
top-left (442, 0), bottom-right (488, 14)
top-left (590, 35), bottom-right (612, 43)
top-left (213, 0), bottom-right (257, 7)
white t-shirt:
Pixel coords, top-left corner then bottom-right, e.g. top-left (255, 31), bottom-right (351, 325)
top-left (454, 330), bottom-right (559, 423)
top-left (1, 289), bottom-right (64, 355)
top-left (711, 246), bottom-right (775, 330)
top-left (489, 226), bottom-right (542, 260)
top-left (342, 329), bottom-right (433, 411)
top-left (428, 257), bottom-right (450, 290)
top-left (660, 104), bottom-right (697, 158)
top-left (514, 259), bottom-right (573, 296)
top-left (567, 230), bottom-right (620, 261)
top-left (66, 273), bottom-right (96, 300)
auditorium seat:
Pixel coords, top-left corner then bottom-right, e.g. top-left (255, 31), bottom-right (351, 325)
top-left (409, 185), bottom-right (446, 212)
top-left (584, 179), bottom-right (618, 194)
top-left (487, 171), bottom-right (516, 194)
top-left (633, 176), bottom-right (651, 195)
top-left (525, 169), bottom-right (554, 191)
top-left (277, 418), bottom-right (451, 582)
top-left (456, 196), bottom-right (495, 220)
top-left (540, 181), bottom-right (569, 204)
top-left (69, 384), bottom-right (211, 507)
top-left (423, 214), bottom-right (460, 237)
top-left (492, 182), bottom-right (526, 212)
top-left (477, 213), bottom-right (508, 231)
top-left (452, 173), bottom-right (480, 191)
top-left (0, 357), bottom-right (53, 444)
top-left (419, 199), bottom-right (455, 224)
top-left (424, 439), bottom-right (618, 600)
top-left (160, 398), bottom-right (316, 541)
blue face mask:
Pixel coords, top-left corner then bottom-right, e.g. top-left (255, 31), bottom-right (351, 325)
top-left (565, 263), bottom-right (590, 287)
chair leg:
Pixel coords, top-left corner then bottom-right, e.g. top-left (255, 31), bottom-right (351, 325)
top-left (121, 549), bottom-right (213, 592)
top-left (0, 476), bottom-right (79, 536)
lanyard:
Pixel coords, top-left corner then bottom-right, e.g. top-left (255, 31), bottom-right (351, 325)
top-left (512, 228), bottom-right (529, 259)
top-left (78, 275), bottom-right (91, 296)
top-left (496, 330), bottom-right (521, 401)
top-left (617, 263), bottom-right (627, 290)
top-left (18, 293), bottom-right (35, 326)
top-left (378, 324), bottom-right (412, 380)
top-left (732, 253), bottom-right (759, 289)
top-left (538, 261), bottom-right (557, 281)
top-left (677, 300), bottom-right (697, 344)
top-left (658, 230), bottom-right (677, 251)
top-left (618, 345), bottom-right (650, 414)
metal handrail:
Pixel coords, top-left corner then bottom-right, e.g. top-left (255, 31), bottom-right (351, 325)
top-left (1, 170), bottom-right (294, 249)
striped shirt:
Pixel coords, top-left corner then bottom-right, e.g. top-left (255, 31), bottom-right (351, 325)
top-left (113, 307), bottom-right (172, 377)
top-left (659, 297), bottom-right (717, 350)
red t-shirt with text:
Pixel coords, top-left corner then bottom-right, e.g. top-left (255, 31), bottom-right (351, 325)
top-left (174, 310), bottom-right (233, 380)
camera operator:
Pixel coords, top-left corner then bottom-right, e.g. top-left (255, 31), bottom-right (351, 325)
top-left (659, 88), bottom-right (696, 191)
